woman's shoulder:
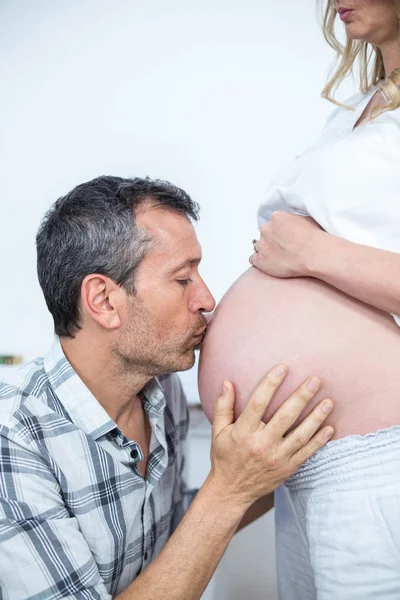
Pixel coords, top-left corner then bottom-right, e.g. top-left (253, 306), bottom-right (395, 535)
top-left (383, 105), bottom-right (400, 126)
top-left (322, 90), bottom-right (368, 130)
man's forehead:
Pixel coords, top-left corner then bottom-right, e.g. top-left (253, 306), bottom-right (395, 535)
top-left (136, 206), bottom-right (202, 266)
top-left (136, 206), bottom-right (194, 241)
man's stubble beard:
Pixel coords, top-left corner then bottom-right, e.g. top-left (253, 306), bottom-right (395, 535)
top-left (113, 301), bottom-right (197, 377)
top-left (117, 344), bottom-right (196, 377)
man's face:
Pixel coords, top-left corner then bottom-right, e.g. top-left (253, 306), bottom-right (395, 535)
top-left (114, 206), bottom-right (216, 376)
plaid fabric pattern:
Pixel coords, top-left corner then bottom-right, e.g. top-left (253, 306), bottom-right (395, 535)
top-left (0, 338), bottom-right (193, 599)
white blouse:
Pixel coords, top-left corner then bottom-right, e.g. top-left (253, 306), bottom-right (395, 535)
top-left (257, 87), bottom-right (400, 325)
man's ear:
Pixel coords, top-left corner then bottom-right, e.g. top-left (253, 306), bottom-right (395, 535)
top-left (81, 274), bottom-right (122, 330)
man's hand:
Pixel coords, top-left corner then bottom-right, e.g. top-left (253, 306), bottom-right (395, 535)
top-left (249, 211), bottom-right (323, 278)
top-left (117, 366), bottom-right (334, 600)
top-left (205, 364), bottom-right (333, 510)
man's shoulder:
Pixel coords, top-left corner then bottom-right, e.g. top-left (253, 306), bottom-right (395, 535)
top-left (0, 358), bottom-right (56, 432)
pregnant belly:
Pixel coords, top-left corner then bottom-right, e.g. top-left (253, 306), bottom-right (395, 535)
top-left (198, 267), bottom-right (400, 439)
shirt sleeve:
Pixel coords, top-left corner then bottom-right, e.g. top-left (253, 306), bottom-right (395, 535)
top-left (0, 428), bottom-right (111, 600)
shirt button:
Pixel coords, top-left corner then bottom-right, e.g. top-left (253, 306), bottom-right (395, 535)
top-left (130, 448), bottom-right (139, 460)
top-left (110, 429), bottom-right (118, 438)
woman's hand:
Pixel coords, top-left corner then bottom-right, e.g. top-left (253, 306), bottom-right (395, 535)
top-left (249, 212), bottom-right (323, 278)
top-left (250, 212), bottom-right (400, 319)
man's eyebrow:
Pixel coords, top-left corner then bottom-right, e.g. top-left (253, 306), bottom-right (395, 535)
top-left (169, 258), bottom-right (201, 274)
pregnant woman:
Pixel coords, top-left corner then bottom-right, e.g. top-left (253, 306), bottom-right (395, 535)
top-left (199, 1), bottom-right (400, 598)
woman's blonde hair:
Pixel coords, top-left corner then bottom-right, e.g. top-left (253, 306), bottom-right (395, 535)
top-left (320, 0), bottom-right (400, 117)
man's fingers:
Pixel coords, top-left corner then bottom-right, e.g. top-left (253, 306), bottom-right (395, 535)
top-left (236, 365), bottom-right (288, 434)
top-left (290, 426), bottom-right (334, 471)
top-left (265, 376), bottom-right (322, 438)
top-left (212, 381), bottom-right (235, 438)
top-left (282, 398), bottom-right (334, 456)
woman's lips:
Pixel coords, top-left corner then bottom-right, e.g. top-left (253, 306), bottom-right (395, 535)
top-left (339, 8), bottom-right (354, 22)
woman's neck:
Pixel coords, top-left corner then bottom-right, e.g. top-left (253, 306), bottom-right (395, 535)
top-left (381, 39), bottom-right (400, 77)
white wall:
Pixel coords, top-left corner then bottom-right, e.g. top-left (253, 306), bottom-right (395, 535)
top-left (0, 1), bottom-right (357, 597)
top-left (0, 0), bottom-right (356, 361)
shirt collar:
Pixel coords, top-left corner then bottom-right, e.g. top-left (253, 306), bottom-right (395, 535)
top-left (43, 337), bottom-right (166, 441)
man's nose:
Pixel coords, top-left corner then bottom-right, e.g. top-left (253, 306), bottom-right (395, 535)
top-left (190, 281), bottom-right (216, 314)
top-left (203, 286), bottom-right (216, 313)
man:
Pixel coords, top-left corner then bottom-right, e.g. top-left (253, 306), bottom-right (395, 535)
top-left (0, 176), bottom-right (334, 599)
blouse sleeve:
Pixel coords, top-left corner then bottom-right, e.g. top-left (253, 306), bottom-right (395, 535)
top-left (302, 115), bottom-right (400, 326)
top-left (309, 118), bottom-right (400, 255)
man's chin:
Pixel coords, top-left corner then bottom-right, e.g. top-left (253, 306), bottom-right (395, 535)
top-left (154, 349), bottom-right (196, 376)
top-left (176, 349), bottom-right (196, 372)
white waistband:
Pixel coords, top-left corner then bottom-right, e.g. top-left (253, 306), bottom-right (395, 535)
top-left (285, 426), bottom-right (400, 494)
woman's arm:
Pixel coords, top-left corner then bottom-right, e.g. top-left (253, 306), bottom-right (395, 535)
top-left (308, 232), bottom-right (400, 318)
top-left (250, 211), bottom-right (400, 318)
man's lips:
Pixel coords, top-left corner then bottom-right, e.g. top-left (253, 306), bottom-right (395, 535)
top-left (191, 326), bottom-right (208, 347)
top-left (193, 326), bottom-right (207, 339)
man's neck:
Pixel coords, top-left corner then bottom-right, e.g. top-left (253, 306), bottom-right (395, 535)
top-left (60, 333), bottom-right (152, 424)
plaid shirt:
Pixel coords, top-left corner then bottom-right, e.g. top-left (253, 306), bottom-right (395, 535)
top-left (0, 338), bottom-right (193, 599)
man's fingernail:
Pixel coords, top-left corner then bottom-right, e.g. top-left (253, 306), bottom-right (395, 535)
top-left (307, 377), bottom-right (321, 391)
top-left (221, 382), bottom-right (227, 395)
top-left (322, 400), bottom-right (333, 414)
top-left (274, 364), bottom-right (287, 376)
top-left (324, 427), bottom-right (334, 439)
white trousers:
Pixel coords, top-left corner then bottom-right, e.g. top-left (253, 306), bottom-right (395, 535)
top-left (275, 426), bottom-right (400, 600)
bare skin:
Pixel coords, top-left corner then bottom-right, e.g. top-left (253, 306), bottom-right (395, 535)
top-left (335, 0), bottom-right (399, 75)
top-left (117, 367), bottom-right (333, 600)
top-left (199, 0), bottom-right (400, 439)
top-left (198, 266), bottom-right (400, 440)
top-left (61, 205), bottom-right (334, 599)
top-left (342, 0), bottom-right (399, 124)
top-left (63, 206), bottom-right (215, 477)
